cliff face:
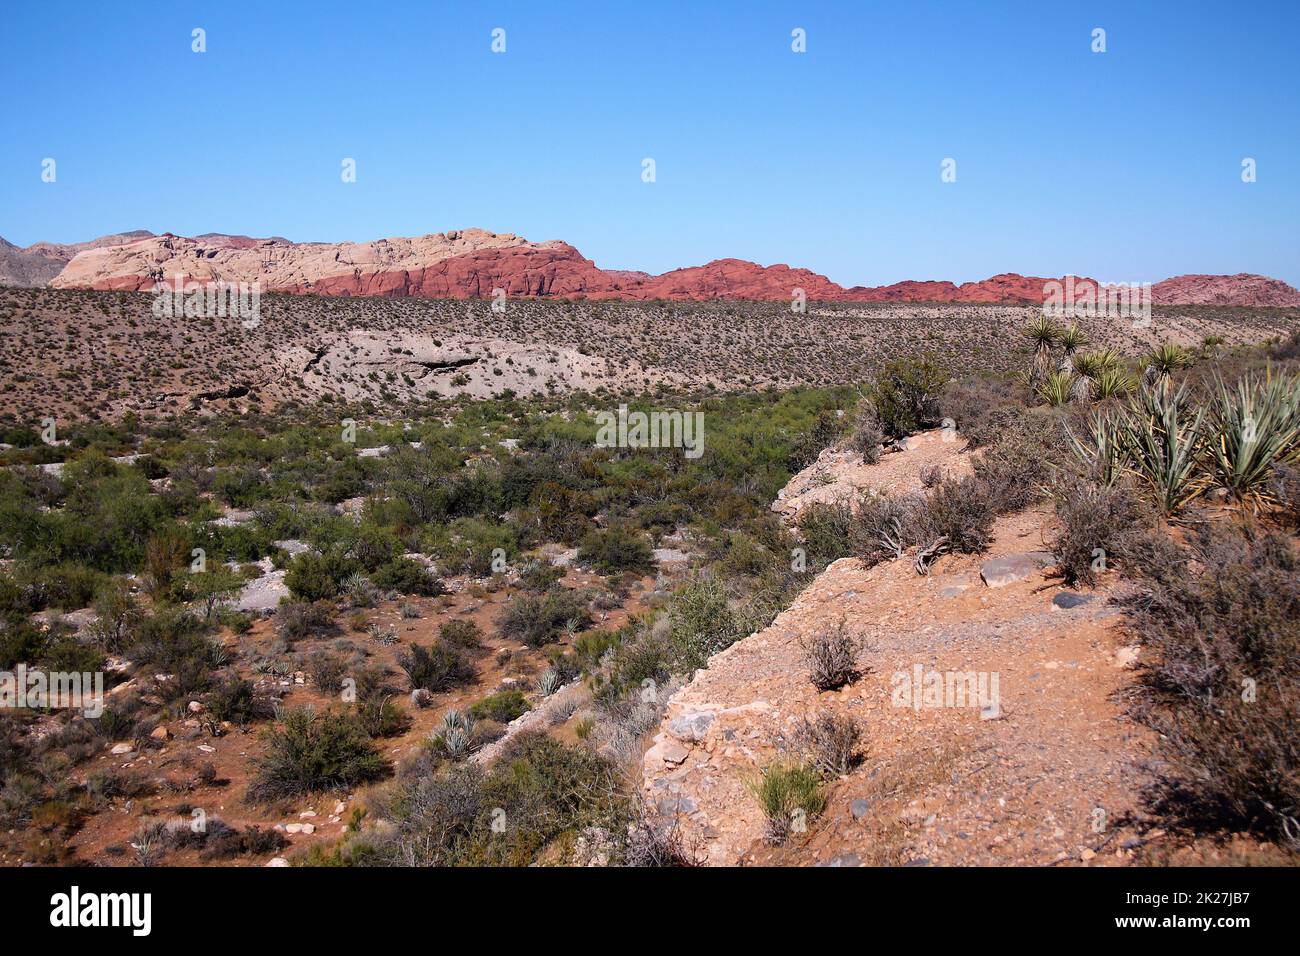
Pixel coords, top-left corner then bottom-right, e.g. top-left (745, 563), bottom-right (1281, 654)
top-left (26, 227), bottom-right (1300, 306)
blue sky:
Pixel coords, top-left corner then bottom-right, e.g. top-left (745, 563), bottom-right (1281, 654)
top-left (2, 0), bottom-right (1297, 285)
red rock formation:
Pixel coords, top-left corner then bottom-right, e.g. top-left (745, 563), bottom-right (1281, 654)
top-left (40, 228), bottom-right (1300, 307)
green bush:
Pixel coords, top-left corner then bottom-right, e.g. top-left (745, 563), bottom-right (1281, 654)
top-left (399, 642), bottom-right (476, 692)
top-left (577, 525), bottom-right (655, 575)
top-left (498, 588), bottom-right (590, 647)
top-left (747, 762), bottom-right (826, 845)
top-left (285, 550), bottom-right (359, 601)
top-left (247, 707), bottom-right (390, 802)
top-left (666, 576), bottom-right (748, 673)
top-left (469, 688), bottom-right (530, 724)
top-left (438, 619), bottom-right (484, 649)
top-left (869, 356), bottom-right (946, 439)
top-left (370, 557), bottom-right (445, 596)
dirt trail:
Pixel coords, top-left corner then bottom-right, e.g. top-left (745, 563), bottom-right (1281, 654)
top-left (643, 433), bottom-right (1155, 866)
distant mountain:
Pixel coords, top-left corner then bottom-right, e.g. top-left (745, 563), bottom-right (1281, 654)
top-left (14, 227), bottom-right (1298, 307)
top-left (0, 230), bottom-right (153, 287)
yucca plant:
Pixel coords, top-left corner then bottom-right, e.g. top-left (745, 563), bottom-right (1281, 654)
top-left (1206, 368), bottom-right (1300, 505)
top-left (1120, 383), bottom-right (1209, 515)
top-left (1038, 370), bottom-right (1074, 407)
top-left (1069, 352), bottom-right (1107, 403)
top-left (1057, 325), bottom-right (1089, 373)
top-left (1066, 409), bottom-right (1129, 487)
top-left (1142, 342), bottom-right (1193, 390)
top-left (1090, 347), bottom-right (1123, 371)
top-left (537, 667), bottom-right (562, 697)
top-left (1021, 316), bottom-right (1063, 387)
top-left (1091, 365), bottom-right (1135, 401)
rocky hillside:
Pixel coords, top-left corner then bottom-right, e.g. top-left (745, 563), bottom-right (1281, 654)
top-left (0, 230), bottom-right (153, 287)
top-left (642, 431), bottom-right (1157, 866)
top-left (12, 227), bottom-right (1297, 306)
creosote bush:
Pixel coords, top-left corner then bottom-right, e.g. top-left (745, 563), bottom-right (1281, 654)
top-left (247, 706), bottom-right (389, 802)
top-left (399, 641), bottom-right (476, 693)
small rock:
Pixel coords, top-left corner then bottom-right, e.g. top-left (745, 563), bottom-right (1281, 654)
top-left (667, 712), bottom-right (715, 743)
top-left (1052, 591), bottom-right (1094, 609)
top-left (110, 742), bottom-right (134, 755)
top-left (285, 823), bottom-right (304, 834)
top-left (187, 701), bottom-right (206, 714)
top-left (265, 857), bottom-right (289, 867)
top-left (1081, 848), bottom-right (1096, 861)
top-left (149, 725), bottom-right (170, 741)
top-left (660, 741), bottom-right (690, 765)
top-left (850, 798), bottom-right (872, 821)
top-left (980, 552), bottom-right (1054, 588)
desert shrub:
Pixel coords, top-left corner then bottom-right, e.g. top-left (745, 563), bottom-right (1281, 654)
top-left (469, 688), bottom-right (530, 724)
top-left (305, 652), bottom-right (347, 693)
top-left (940, 376), bottom-right (1025, 448)
top-left (127, 610), bottom-right (218, 700)
top-left (869, 356), bottom-right (946, 439)
top-left (788, 410), bottom-right (844, 470)
top-left (917, 476), bottom-right (996, 556)
top-left (356, 693), bottom-right (411, 739)
top-left (601, 631), bottom-right (672, 702)
top-left (199, 824), bottom-right (289, 861)
top-left (86, 580), bottom-right (144, 651)
top-left (284, 549), bottom-right (359, 601)
top-left (0, 615), bottom-right (47, 669)
top-left (274, 601), bottom-right (336, 642)
top-left (370, 557), bottom-right (445, 596)
top-left (666, 575), bottom-right (749, 673)
top-left (1050, 480), bottom-right (1149, 586)
top-left (40, 635), bottom-right (105, 675)
top-left (790, 712), bottom-right (864, 775)
top-left (1273, 463), bottom-right (1300, 530)
top-left (517, 559), bottom-right (565, 593)
top-left (801, 622), bottom-right (863, 691)
top-left (849, 493), bottom-right (924, 565)
top-left (247, 707), bottom-right (389, 802)
top-left (372, 731), bottom-right (619, 866)
top-left (971, 408), bottom-right (1063, 513)
top-left (1125, 525), bottom-right (1300, 840)
top-left (578, 525), bottom-right (655, 575)
top-left (204, 675), bottom-right (275, 727)
top-left (399, 642), bottom-right (476, 692)
top-left (31, 564), bottom-right (107, 611)
top-left (498, 588), bottom-right (590, 647)
top-left (845, 402), bottom-right (884, 463)
top-left (438, 618), bottom-right (484, 649)
top-left (747, 762), bottom-right (826, 844)
top-left (795, 502), bottom-right (854, 568)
